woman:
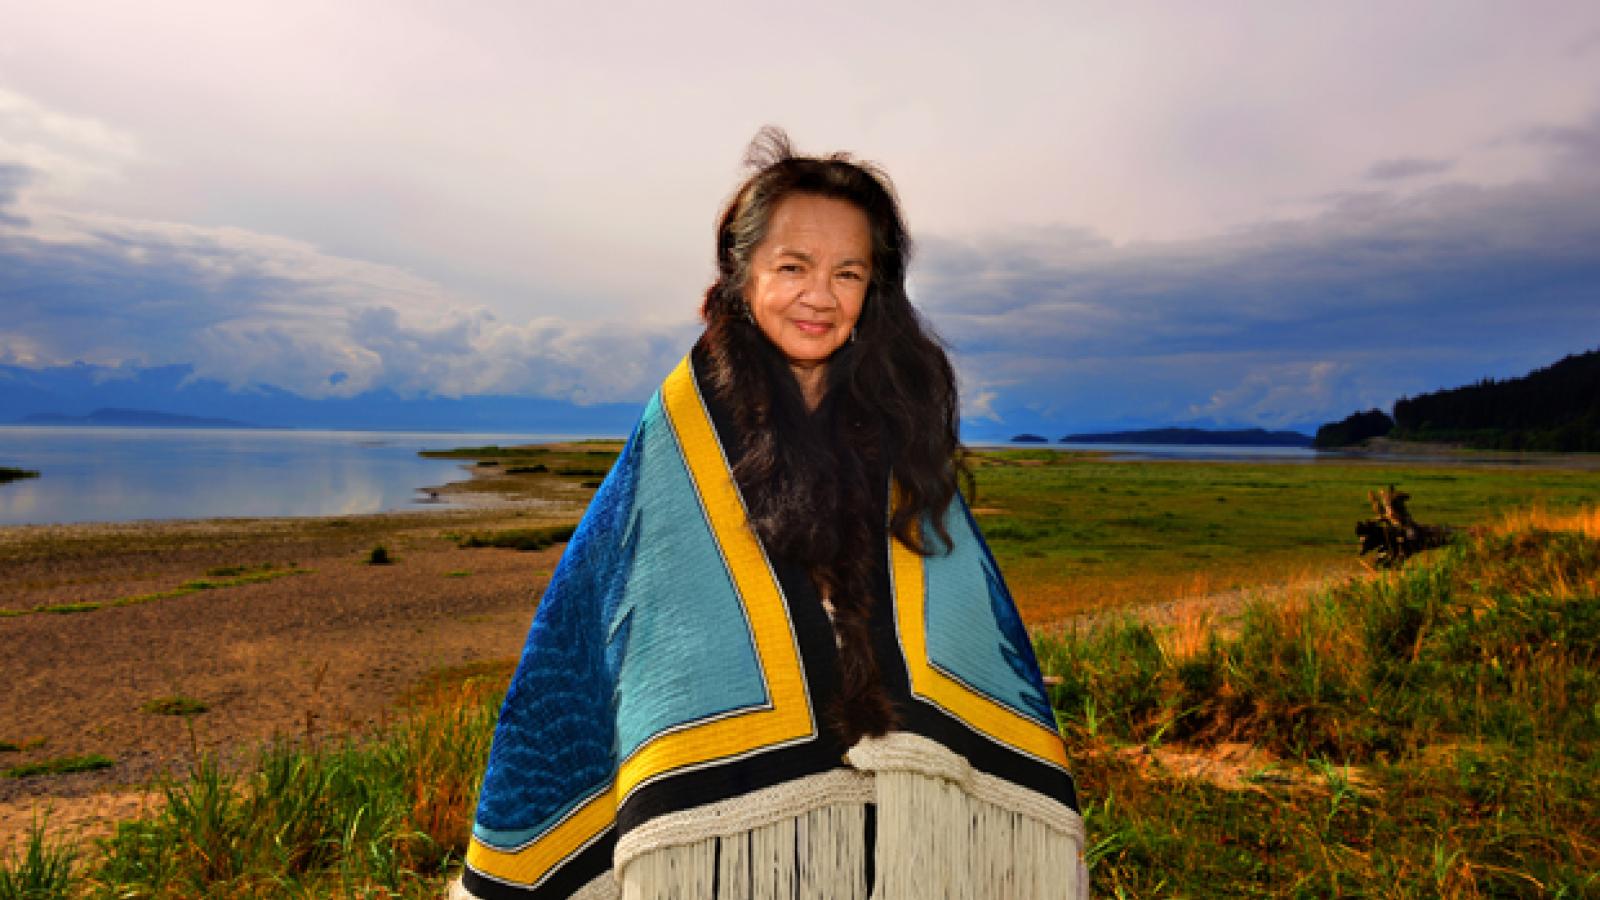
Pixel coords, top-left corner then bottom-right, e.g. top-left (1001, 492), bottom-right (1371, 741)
top-left (455, 130), bottom-right (1087, 900)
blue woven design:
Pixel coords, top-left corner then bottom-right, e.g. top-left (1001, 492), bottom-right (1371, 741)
top-left (471, 410), bottom-right (645, 843)
top-left (921, 497), bottom-right (1057, 729)
top-left (609, 399), bottom-right (767, 762)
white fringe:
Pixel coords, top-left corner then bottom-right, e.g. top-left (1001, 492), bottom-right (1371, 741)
top-left (461, 737), bottom-right (1089, 899)
top-left (850, 733), bottom-right (1088, 900)
top-left (621, 802), bottom-right (869, 900)
top-left (615, 767), bottom-right (874, 868)
top-left (620, 735), bottom-right (1088, 900)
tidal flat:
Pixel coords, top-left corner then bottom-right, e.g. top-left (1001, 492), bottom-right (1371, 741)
top-left (0, 443), bottom-right (1594, 896)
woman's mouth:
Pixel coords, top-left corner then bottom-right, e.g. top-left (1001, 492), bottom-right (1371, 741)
top-left (792, 320), bottom-right (831, 336)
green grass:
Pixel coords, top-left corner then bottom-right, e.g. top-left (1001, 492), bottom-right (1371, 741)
top-left (965, 449), bottom-right (1600, 621)
top-left (12, 672), bottom-right (506, 897)
top-left (4, 754), bottom-right (116, 779)
top-left (418, 445), bottom-right (552, 459)
top-left (141, 696), bottom-right (209, 717)
top-left (37, 602), bottom-right (100, 615)
top-left (204, 563), bottom-right (284, 578)
top-left (0, 818), bottom-right (78, 899)
top-left (0, 466), bottom-right (40, 484)
top-left (420, 444), bottom-right (617, 476)
top-left (458, 524), bottom-right (576, 552)
top-left (2, 565), bottom-right (308, 618)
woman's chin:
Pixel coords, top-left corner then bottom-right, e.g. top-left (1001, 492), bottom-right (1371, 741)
top-left (779, 335), bottom-right (844, 364)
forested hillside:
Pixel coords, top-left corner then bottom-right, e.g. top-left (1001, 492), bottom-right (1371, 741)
top-left (1390, 348), bottom-right (1599, 451)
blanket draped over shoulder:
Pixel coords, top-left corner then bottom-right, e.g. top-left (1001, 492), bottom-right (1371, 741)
top-left (457, 353), bottom-right (1087, 900)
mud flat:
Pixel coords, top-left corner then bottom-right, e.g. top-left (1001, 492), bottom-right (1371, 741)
top-left (0, 464), bottom-right (595, 849)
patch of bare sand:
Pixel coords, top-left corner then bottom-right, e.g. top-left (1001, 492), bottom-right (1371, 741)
top-left (1085, 742), bottom-right (1375, 797)
top-left (0, 508), bottom-right (568, 852)
top-left (1044, 568), bottom-right (1360, 638)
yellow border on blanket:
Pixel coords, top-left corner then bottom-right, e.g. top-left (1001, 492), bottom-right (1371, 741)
top-left (465, 785), bottom-right (614, 886)
top-left (618, 356), bottom-right (815, 797)
top-left (890, 523), bottom-right (1070, 767)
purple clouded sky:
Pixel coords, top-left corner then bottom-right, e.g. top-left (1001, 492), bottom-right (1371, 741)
top-left (1, 1), bottom-right (1597, 433)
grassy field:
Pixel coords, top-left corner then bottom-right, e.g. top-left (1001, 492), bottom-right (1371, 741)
top-left (4, 448), bottom-right (1595, 897)
top-left (966, 449), bottom-right (1599, 622)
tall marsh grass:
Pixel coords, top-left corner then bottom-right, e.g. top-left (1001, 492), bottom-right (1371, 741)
top-left (7, 674), bottom-right (504, 898)
top-left (1041, 507), bottom-right (1600, 896)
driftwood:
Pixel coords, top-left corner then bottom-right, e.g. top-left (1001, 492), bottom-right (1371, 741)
top-left (1356, 484), bottom-right (1454, 569)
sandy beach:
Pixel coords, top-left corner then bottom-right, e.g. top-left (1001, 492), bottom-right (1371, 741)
top-left (0, 461), bottom-right (590, 851)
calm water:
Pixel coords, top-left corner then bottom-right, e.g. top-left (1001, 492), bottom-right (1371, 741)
top-left (0, 427), bottom-right (585, 526)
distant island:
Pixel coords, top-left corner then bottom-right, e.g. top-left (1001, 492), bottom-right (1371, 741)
top-left (0, 466), bottom-right (40, 484)
top-left (1316, 347), bottom-right (1599, 452)
top-left (18, 408), bottom-right (256, 428)
top-left (1009, 433), bottom-right (1050, 443)
top-left (1060, 427), bottom-right (1312, 447)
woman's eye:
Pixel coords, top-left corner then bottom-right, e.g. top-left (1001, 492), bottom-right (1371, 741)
top-left (778, 264), bottom-right (802, 274)
top-left (838, 270), bottom-right (864, 281)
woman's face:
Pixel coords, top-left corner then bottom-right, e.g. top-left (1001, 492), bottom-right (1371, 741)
top-left (743, 194), bottom-right (872, 371)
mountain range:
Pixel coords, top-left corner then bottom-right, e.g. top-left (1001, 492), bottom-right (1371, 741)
top-left (0, 362), bottom-right (642, 434)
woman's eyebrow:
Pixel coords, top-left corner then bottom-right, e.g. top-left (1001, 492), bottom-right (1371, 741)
top-left (773, 248), bottom-right (868, 268)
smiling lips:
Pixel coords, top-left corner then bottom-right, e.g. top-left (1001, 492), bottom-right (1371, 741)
top-left (792, 320), bottom-right (832, 336)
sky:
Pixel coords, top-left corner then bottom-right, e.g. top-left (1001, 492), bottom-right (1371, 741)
top-left (2, 0), bottom-right (1598, 434)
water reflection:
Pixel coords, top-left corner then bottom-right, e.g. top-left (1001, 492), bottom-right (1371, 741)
top-left (0, 427), bottom-right (573, 526)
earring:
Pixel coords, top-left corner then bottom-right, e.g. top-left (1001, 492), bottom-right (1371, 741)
top-left (849, 326), bottom-right (858, 343)
top-left (742, 300), bottom-right (756, 325)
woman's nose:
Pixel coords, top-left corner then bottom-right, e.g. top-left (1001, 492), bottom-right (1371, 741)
top-left (799, 270), bottom-right (838, 307)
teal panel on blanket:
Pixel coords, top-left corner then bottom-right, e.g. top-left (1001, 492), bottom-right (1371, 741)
top-left (922, 499), bottom-right (1057, 728)
top-left (610, 399), bottom-right (768, 763)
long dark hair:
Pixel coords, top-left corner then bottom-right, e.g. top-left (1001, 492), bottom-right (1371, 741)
top-left (699, 127), bottom-right (963, 744)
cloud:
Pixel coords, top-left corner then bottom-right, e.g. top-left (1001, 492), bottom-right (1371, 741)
top-left (5, 99), bottom-right (1598, 431)
top-left (4, 12), bottom-right (1600, 435)
top-left (1365, 157), bottom-right (1454, 181)
top-left (0, 172), bottom-right (696, 402)
top-left (915, 113), bottom-right (1600, 430)
top-left (0, 86), bottom-right (138, 199)
top-left (0, 163), bottom-right (30, 225)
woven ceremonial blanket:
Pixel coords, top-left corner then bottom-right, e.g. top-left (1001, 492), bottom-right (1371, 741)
top-left (458, 351), bottom-right (1087, 900)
